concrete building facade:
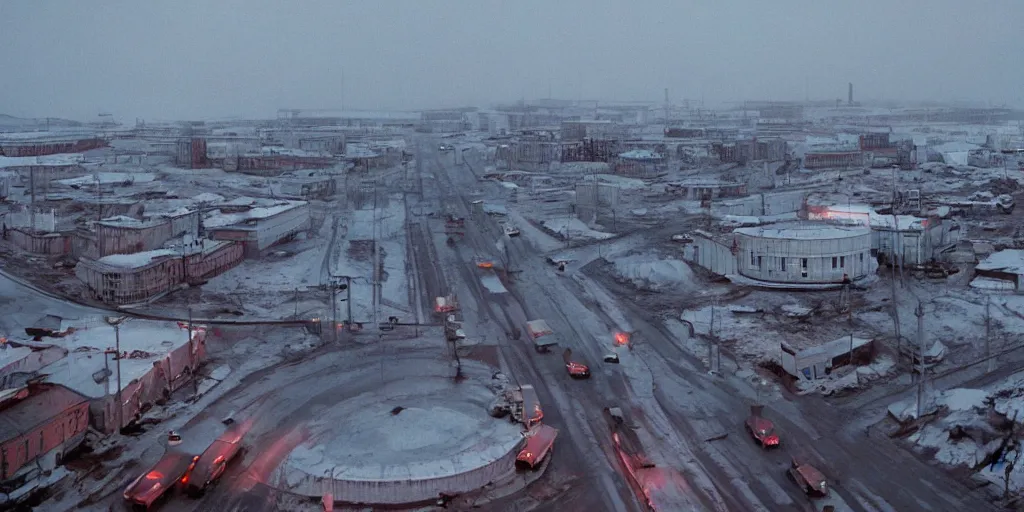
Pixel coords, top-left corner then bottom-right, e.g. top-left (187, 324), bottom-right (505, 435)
top-left (734, 223), bottom-right (873, 284)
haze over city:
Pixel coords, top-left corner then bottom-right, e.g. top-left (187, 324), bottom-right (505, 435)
top-left (1, 0), bottom-right (1021, 120)
top-left (2, 2), bottom-right (1024, 511)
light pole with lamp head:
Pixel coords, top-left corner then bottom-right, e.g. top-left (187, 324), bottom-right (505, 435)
top-left (105, 315), bottom-right (128, 433)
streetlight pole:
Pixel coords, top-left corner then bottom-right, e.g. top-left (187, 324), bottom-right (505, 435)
top-left (105, 316), bottom-right (128, 433)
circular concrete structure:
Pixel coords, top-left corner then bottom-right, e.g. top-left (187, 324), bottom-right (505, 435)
top-left (271, 359), bottom-right (524, 505)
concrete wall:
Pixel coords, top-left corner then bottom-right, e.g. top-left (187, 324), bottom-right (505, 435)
top-left (714, 190), bottom-right (805, 217)
top-left (685, 234), bottom-right (738, 276)
top-left (8, 229), bottom-right (70, 255)
top-left (736, 232), bottom-right (873, 283)
top-left (284, 444), bottom-right (520, 505)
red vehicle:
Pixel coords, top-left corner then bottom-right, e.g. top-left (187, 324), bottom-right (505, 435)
top-left (183, 424), bottom-right (246, 496)
top-left (434, 295), bottom-right (458, 314)
top-left (745, 405), bottom-right (780, 448)
top-left (123, 450), bottom-right (198, 510)
top-left (515, 424), bottom-right (558, 470)
top-left (787, 457), bottom-right (829, 497)
top-left (562, 349), bottom-right (590, 378)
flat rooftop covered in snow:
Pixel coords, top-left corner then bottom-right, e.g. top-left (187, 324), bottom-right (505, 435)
top-left (38, 319), bottom-right (196, 398)
top-left (276, 361), bottom-right (522, 484)
top-left (734, 222), bottom-right (871, 240)
top-left (976, 249), bottom-right (1024, 275)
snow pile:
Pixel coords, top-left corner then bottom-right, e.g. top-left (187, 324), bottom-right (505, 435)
top-left (541, 217), bottom-right (613, 240)
top-left (894, 378), bottom-right (1024, 493)
top-left (612, 255), bottom-right (696, 292)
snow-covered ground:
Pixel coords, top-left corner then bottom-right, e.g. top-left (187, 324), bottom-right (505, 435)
top-left (540, 216), bottom-right (614, 240)
top-left (890, 373), bottom-right (1024, 495)
top-left (611, 254), bottom-right (697, 292)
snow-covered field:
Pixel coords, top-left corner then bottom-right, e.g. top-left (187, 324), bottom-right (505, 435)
top-left (612, 254), bottom-right (697, 292)
top-left (541, 216), bottom-right (613, 240)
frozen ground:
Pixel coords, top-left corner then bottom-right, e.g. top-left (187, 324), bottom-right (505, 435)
top-left (890, 372), bottom-right (1024, 496)
top-left (541, 216), bottom-right (614, 240)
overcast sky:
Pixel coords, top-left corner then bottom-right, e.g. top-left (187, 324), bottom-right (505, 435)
top-left (1, 0), bottom-right (1020, 121)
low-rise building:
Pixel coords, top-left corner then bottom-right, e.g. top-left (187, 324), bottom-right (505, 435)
top-left (37, 321), bottom-right (206, 434)
top-left (803, 150), bottom-right (864, 169)
top-left (0, 383), bottom-right (90, 485)
top-left (734, 222), bottom-right (874, 286)
top-left (613, 150), bottom-right (664, 178)
top-left (0, 133), bottom-right (105, 157)
top-left (205, 199), bottom-right (310, 257)
top-left (807, 204), bottom-right (960, 265)
top-left (274, 176), bottom-right (337, 200)
top-left (666, 179), bottom-right (747, 201)
top-left (75, 239), bottom-right (243, 305)
top-left (973, 250), bottom-right (1024, 292)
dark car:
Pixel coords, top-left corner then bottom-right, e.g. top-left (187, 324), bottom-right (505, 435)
top-left (123, 451), bottom-right (198, 510)
top-left (183, 426), bottom-right (246, 496)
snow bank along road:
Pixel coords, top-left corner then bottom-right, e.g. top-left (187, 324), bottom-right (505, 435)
top-left (422, 138), bottom-right (1002, 512)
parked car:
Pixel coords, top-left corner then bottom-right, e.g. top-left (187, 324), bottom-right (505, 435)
top-left (744, 405), bottom-right (780, 448)
top-left (123, 451), bottom-right (198, 510)
top-left (183, 425), bottom-right (246, 496)
top-left (787, 457), bottom-right (829, 497)
top-left (671, 233), bottom-right (694, 243)
top-left (504, 224), bottom-right (521, 237)
top-left (603, 353), bottom-right (620, 364)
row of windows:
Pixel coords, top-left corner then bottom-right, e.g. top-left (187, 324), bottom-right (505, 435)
top-left (750, 252), bottom-right (867, 271)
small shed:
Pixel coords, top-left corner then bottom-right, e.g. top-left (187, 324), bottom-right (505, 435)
top-left (780, 336), bottom-right (874, 381)
top-left (973, 249), bottom-right (1024, 292)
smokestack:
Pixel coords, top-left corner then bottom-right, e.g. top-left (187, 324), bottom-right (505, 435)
top-left (848, 83), bottom-right (853, 105)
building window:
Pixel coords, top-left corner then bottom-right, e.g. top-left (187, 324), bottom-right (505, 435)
top-left (801, 258), bottom-right (808, 278)
top-left (780, 257), bottom-right (787, 271)
top-left (750, 251), bottom-right (757, 267)
top-left (757, 256), bottom-right (762, 269)
top-left (840, 256), bottom-right (846, 268)
top-left (831, 257), bottom-right (838, 269)
top-left (860, 252), bottom-right (865, 263)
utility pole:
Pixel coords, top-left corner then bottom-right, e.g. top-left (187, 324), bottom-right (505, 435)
top-left (105, 316), bottom-right (128, 433)
top-left (188, 308), bottom-right (198, 395)
top-left (986, 297), bottom-right (994, 373)
top-left (915, 301), bottom-right (926, 419)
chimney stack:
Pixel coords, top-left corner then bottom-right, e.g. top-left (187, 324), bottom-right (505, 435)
top-left (848, 83), bottom-right (854, 105)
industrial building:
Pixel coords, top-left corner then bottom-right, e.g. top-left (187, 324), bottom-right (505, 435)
top-left (806, 204), bottom-right (960, 266)
top-left (419, 110), bottom-right (467, 133)
top-left (0, 133), bottom-right (106, 157)
top-left (666, 179), bottom-right (747, 201)
top-left (803, 149), bottom-right (864, 169)
top-left (75, 239), bottom-right (243, 305)
top-left (734, 222), bottom-right (874, 285)
top-left (560, 120), bottom-right (623, 142)
top-left (204, 199), bottom-right (311, 257)
top-left (613, 150), bottom-right (664, 178)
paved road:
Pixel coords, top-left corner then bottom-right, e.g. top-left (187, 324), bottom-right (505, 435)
top-left (422, 138), bottom-right (1007, 512)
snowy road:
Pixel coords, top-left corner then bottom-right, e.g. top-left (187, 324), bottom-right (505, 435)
top-left (422, 139), bottom-right (1004, 512)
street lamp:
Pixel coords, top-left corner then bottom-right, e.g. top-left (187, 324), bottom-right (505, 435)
top-left (105, 315), bottom-right (128, 433)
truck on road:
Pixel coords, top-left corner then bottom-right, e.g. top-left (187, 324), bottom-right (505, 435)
top-left (525, 319), bottom-right (558, 353)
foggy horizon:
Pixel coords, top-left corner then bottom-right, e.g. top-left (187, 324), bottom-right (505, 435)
top-left (2, 0), bottom-right (1021, 122)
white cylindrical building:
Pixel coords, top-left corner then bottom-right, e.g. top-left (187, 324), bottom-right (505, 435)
top-left (734, 222), bottom-right (873, 284)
